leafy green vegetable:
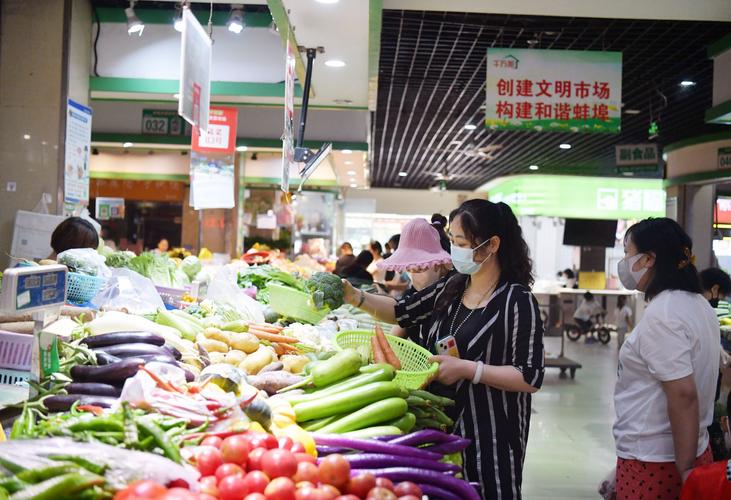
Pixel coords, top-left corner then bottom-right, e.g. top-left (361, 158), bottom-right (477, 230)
top-left (305, 272), bottom-right (344, 310)
top-left (127, 252), bottom-right (185, 288)
top-left (104, 251), bottom-right (136, 268)
top-left (181, 256), bottom-right (202, 281)
top-left (237, 265), bottom-right (306, 304)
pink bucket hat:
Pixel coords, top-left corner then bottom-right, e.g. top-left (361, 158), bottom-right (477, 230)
top-left (377, 218), bottom-right (452, 272)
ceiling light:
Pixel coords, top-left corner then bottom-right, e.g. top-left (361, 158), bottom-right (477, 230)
top-left (325, 59), bottom-right (346, 68)
top-left (450, 140), bottom-right (463, 146)
top-left (125, 1), bottom-right (144, 36)
top-left (624, 109), bottom-right (640, 115)
top-left (173, 5), bottom-right (183, 32)
top-left (316, 0), bottom-right (340, 4)
top-left (344, 160), bottom-right (353, 165)
top-left (529, 165), bottom-right (539, 171)
top-left (227, 8), bottom-right (245, 34)
top-left (464, 124), bottom-right (477, 130)
top-left (347, 170), bottom-right (356, 176)
top-left (559, 143), bottom-right (572, 150)
top-left (123, 142), bottom-right (134, 148)
top-left (341, 149), bottom-right (352, 154)
top-left (680, 80), bottom-right (696, 87)
top-left (350, 183), bottom-right (358, 188)
top-left (398, 171), bottom-right (408, 177)
top-left (23, 134), bottom-right (30, 140)
top-left (236, 146), bottom-right (248, 152)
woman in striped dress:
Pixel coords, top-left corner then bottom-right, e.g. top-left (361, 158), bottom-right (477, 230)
top-left (342, 199), bottom-right (545, 499)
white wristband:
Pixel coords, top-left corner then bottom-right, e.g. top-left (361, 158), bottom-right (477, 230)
top-left (472, 361), bottom-right (484, 384)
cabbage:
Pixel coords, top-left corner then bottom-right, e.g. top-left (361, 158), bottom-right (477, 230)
top-left (181, 256), bottom-right (202, 281)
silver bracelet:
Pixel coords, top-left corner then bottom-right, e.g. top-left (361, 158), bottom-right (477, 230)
top-left (357, 289), bottom-right (366, 308)
top-left (472, 361), bottom-right (484, 384)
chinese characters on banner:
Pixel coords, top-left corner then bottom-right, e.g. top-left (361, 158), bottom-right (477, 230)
top-left (64, 99), bottom-right (93, 214)
top-left (486, 48), bottom-right (622, 133)
top-left (282, 37), bottom-right (297, 193)
top-left (190, 107), bottom-right (238, 210)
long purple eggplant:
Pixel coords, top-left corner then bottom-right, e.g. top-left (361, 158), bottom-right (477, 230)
top-left (423, 438), bottom-right (471, 455)
top-left (333, 453), bottom-right (460, 473)
top-left (70, 358), bottom-right (143, 384)
top-left (81, 331), bottom-right (165, 348)
top-left (312, 434), bottom-right (442, 461)
top-left (94, 343), bottom-right (171, 359)
top-left (388, 429), bottom-right (458, 447)
top-left (65, 382), bottom-right (122, 397)
top-left (316, 445), bottom-right (350, 455)
top-left (44, 394), bottom-right (118, 412)
top-left (94, 351), bottom-right (122, 365)
top-left (349, 467), bottom-right (479, 500)
top-left (418, 483), bottom-right (462, 500)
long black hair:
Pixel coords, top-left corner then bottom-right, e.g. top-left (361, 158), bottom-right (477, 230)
top-left (430, 213), bottom-right (451, 252)
top-left (625, 218), bottom-right (701, 300)
top-left (436, 199), bottom-right (533, 314)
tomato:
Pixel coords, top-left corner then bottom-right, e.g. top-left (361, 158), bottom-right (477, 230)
top-left (294, 453), bottom-right (316, 465)
top-left (294, 484), bottom-right (318, 500)
top-left (164, 488), bottom-right (198, 500)
top-left (222, 435), bottom-right (252, 465)
top-left (247, 433), bottom-right (270, 450)
top-left (374, 479), bottom-right (394, 491)
top-left (317, 455), bottom-right (350, 489)
top-left (393, 482), bottom-right (421, 498)
top-left (245, 495), bottom-right (267, 500)
top-left (319, 485), bottom-right (340, 500)
top-left (248, 448), bottom-right (267, 471)
top-left (198, 495), bottom-right (218, 500)
top-left (243, 471), bottom-right (270, 494)
top-left (347, 473), bottom-right (376, 498)
top-left (290, 443), bottom-right (306, 454)
top-left (202, 436), bottom-right (223, 448)
top-left (168, 479), bottom-right (190, 490)
top-left (127, 480), bottom-right (167, 498)
top-left (197, 447), bottom-right (224, 477)
top-left (263, 434), bottom-right (280, 450)
top-left (396, 496), bottom-right (420, 500)
top-left (199, 476), bottom-right (219, 497)
top-left (219, 475), bottom-right (250, 500)
top-left (264, 477), bottom-right (296, 500)
top-left (277, 437), bottom-right (294, 450)
top-left (217, 463), bottom-right (245, 483)
top-left (365, 487), bottom-right (397, 500)
top-left (335, 496), bottom-right (360, 500)
top-left (293, 462), bottom-right (319, 484)
top-left (261, 449), bottom-right (298, 479)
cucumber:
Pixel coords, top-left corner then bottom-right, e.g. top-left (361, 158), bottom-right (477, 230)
top-left (293, 381), bottom-right (402, 422)
top-left (318, 397), bottom-right (408, 434)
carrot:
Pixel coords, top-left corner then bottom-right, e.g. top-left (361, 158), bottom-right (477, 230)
top-left (248, 329), bottom-right (299, 344)
top-left (249, 323), bottom-right (283, 333)
top-left (371, 334), bottom-right (386, 364)
top-left (277, 343), bottom-right (301, 354)
top-left (375, 325), bottom-right (401, 369)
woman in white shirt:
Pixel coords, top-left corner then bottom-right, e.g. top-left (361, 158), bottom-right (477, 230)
top-left (614, 218), bottom-right (719, 500)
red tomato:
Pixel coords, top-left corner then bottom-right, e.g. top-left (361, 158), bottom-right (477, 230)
top-left (197, 447), bottom-right (224, 477)
top-left (219, 475), bottom-right (249, 500)
top-left (290, 443), bottom-right (306, 454)
top-left (222, 435), bottom-right (252, 465)
top-left (396, 496), bottom-right (420, 500)
top-left (374, 479), bottom-right (394, 491)
top-left (365, 487), bottom-right (397, 500)
top-left (127, 480), bottom-right (167, 498)
top-left (335, 496), bottom-right (360, 500)
top-left (263, 434), bottom-right (280, 450)
top-left (317, 455), bottom-right (350, 489)
top-left (294, 453), bottom-right (316, 465)
top-left (319, 485), bottom-right (340, 500)
top-left (347, 473), bottom-right (376, 498)
top-left (264, 477), bottom-right (296, 500)
top-left (293, 462), bottom-right (319, 484)
top-left (164, 488), bottom-right (198, 500)
top-left (248, 448), bottom-right (267, 471)
top-left (199, 476), bottom-right (219, 497)
top-left (277, 437), bottom-right (294, 450)
top-left (243, 471), bottom-right (270, 494)
top-left (216, 463), bottom-right (245, 483)
top-left (198, 495), bottom-right (218, 500)
top-left (294, 484), bottom-right (318, 500)
top-left (393, 482), bottom-right (422, 498)
top-left (261, 449), bottom-right (298, 479)
top-left (202, 436), bottom-right (223, 448)
top-left (245, 495), bottom-right (267, 500)
top-left (247, 433), bottom-right (270, 450)
top-left (168, 480), bottom-right (190, 490)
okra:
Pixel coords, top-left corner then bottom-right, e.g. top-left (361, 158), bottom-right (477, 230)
top-left (410, 390), bottom-right (455, 407)
top-left (415, 418), bottom-right (447, 432)
top-left (405, 396), bottom-right (430, 408)
top-left (387, 412), bottom-right (417, 433)
top-left (431, 406), bottom-right (455, 427)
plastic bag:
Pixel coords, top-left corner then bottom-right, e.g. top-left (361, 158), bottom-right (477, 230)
top-left (207, 263), bottom-right (265, 323)
top-left (598, 467), bottom-right (616, 500)
top-left (57, 248), bottom-right (109, 277)
top-left (92, 268), bottom-right (165, 314)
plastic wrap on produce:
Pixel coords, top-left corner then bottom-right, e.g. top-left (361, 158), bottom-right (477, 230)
top-left (93, 268), bottom-right (165, 314)
top-left (0, 437), bottom-right (199, 490)
top-left (207, 264), bottom-right (265, 323)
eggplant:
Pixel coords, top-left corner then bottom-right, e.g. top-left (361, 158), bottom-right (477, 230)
top-left (81, 331), bottom-right (165, 349)
top-left (164, 345), bottom-right (182, 360)
top-left (44, 394), bottom-right (118, 412)
top-left (70, 358), bottom-right (143, 384)
top-left (94, 343), bottom-right (171, 359)
top-left (65, 382), bottom-right (122, 397)
top-left (94, 351), bottom-right (121, 366)
top-left (135, 354), bottom-right (179, 365)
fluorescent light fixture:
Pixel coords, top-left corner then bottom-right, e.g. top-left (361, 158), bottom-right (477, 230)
top-left (398, 171), bottom-right (408, 177)
top-left (559, 143), bottom-right (572, 150)
top-left (123, 142), bottom-right (134, 148)
top-left (679, 80), bottom-right (696, 87)
top-left (23, 134), bottom-right (30, 140)
top-left (236, 146), bottom-right (248, 152)
top-left (347, 170), bottom-right (356, 176)
top-left (341, 149), bottom-right (353, 154)
top-left (464, 124), bottom-right (477, 130)
top-left (528, 165), bottom-right (539, 171)
top-left (125, 2), bottom-right (144, 36)
top-left (350, 183), bottom-right (358, 188)
top-left (344, 160), bottom-right (353, 165)
top-left (227, 8), bottom-right (245, 34)
top-left (624, 109), bottom-right (640, 115)
top-left (325, 59), bottom-right (346, 68)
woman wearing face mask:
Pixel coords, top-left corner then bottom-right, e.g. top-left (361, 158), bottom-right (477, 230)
top-left (342, 199), bottom-right (544, 499)
top-left (613, 218), bottom-right (719, 500)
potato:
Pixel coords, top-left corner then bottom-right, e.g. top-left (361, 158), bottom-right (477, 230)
top-left (280, 355), bottom-right (310, 374)
top-left (228, 332), bottom-right (259, 354)
top-left (197, 338), bottom-right (228, 353)
top-left (225, 349), bottom-right (247, 366)
top-left (208, 352), bottom-right (226, 364)
top-left (239, 345), bottom-right (273, 375)
top-left (203, 327), bottom-right (231, 344)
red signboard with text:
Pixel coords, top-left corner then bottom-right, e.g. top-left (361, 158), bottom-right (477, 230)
top-left (192, 106), bottom-right (238, 154)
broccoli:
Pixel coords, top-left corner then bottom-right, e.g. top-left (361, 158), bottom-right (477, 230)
top-left (305, 272), bottom-right (344, 311)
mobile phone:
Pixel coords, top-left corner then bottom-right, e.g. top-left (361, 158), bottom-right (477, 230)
top-left (435, 335), bottom-right (460, 358)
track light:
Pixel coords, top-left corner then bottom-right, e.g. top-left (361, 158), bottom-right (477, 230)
top-left (227, 8), bottom-right (245, 34)
top-left (125, 1), bottom-right (144, 36)
top-left (173, 5), bottom-right (184, 32)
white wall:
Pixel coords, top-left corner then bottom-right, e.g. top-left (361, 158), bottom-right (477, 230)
top-left (343, 188), bottom-right (479, 216)
top-left (666, 138), bottom-right (731, 177)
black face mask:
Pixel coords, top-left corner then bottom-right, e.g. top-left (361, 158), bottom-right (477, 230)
top-left (709, 298), bottom-right (721, 308)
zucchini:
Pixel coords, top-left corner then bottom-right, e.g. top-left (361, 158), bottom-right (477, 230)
top-left (319, 397), bottom-right (408, 434)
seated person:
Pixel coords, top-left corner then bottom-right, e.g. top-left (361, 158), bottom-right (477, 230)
top-left (573, 291), bottom-right (602, 333)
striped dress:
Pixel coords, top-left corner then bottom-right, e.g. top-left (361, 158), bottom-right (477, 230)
top-left (395, 276), bottom-right (545, 500)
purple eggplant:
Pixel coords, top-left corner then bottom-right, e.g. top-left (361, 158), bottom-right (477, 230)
top-left (94, 343), bottom-right (171, 359)
top-left (330, 453), bottom-right (460, 473)
top-left (312, 434), bottom-right (442, 461)
top-left (44, 394), bottom-right (118, 412)
top-left (423, 438), bottom-right (471, 455)
top-left (81, 331), bottom-right (165, 349)
top-left (70, 358), bottom-right (143, 384)
top-left (65, 382), bottom-right (122, 397)
top-left (418, 483), bottom-right (462, 500)
top-left (349, 467), bottom-right (479, 500)
top-left (388, 429), bottom-right (458, 447)
top-left (94, 351), bottom-right (121, 366)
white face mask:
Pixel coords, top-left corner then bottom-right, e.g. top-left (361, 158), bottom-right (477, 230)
top-left (450, 238), bottom-right (492, 275)
top-left (617, 253), bottom-right (648, 290)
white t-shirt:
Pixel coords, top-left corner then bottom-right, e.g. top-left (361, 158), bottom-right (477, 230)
top-left (617, 305), bottom-right (632, 330)
top-left (574, 298), bottom-right (602, 321)
top-left (613, 290), bottom-right (720, 462)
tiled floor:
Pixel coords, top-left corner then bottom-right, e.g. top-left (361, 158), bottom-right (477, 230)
top-left (522, 336), bottom-right (619, 499)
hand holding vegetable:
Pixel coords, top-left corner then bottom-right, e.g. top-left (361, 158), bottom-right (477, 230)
top-left (429, 355), bottom-right (475, 386)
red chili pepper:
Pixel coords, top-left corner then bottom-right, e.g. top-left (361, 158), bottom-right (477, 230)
top-left (186, 378), bottom-right (212, 395)
top-left (77, 405), bottom-right (104, 416)
top-left (139, 365), bottom-right (184, 393)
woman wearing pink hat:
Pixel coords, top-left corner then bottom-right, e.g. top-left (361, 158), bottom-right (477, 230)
top-left (342, 199), bottom-right (545, 500)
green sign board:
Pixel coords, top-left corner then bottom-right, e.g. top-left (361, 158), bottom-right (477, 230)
top-left (483, 174), bottom-right (665, 220)
top-left (720, 147), bottom-right (731, 169)
top-left (141, 110), bottom-right (187, 136)
top-left (485, 48), bottom-right (622, 133)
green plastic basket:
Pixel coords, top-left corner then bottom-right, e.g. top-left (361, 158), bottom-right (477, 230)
top-left (267, 283), bottom-right (329, 324)
top-left (335, 330), bottom-right (439, 390)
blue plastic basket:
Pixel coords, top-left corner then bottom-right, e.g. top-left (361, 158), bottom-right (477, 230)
top-left (66, 272), bottom-right (105, 303)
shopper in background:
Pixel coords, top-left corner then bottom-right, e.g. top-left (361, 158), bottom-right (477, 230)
top-left (381, 234), bottom-right (410, 296)
top-left (155, 238), bottom-right (169, 255)
top-left (573, 291), bottom-right (603, 338)
top-left (342, 199), bottom-right (545, 499)
top-left (563, 268), bottom-right (578, 288)
top-left (699, 267), bottom-right (731, 309)
top-left (334, 254), bottom-right (356, 277)
top-left (615, 295), bottom-right (633, 348)
top-left (338, 242), bottom-right (354, 257)
top-left (613, 218), bottom-right (719, 500)
top-left (341, 250), bottom-right (374, 287)
top-left (50, 217), bottom-right (99, 258)
top-left (367, 240), bottom-right (385, 282)
top-left (431, 213), bottom-right (451, 252)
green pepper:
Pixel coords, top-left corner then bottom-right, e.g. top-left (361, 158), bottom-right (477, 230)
top-left (17, 464), bottom-right (82, 484)
top-left (410, 390), bottom-right (455, 407)
top-left (136, 417), bottom-right (181, 464)
top-left (387, 412), bottom-right (417, 433)
top-left (47, 456), bottom-right (106, 476)
top-left (405, 395), bottom-right (430, 408)
top-left (63, 415), bottom-right (124, 434)
top-left (0, 477), bottom-right (27, 495)
top-left (8, 472), bottom-right (103, 500)
top-left (122, 403), bottom-right (138, 447)
top-left (430, 406), bottom-right (455, 427)
top-left (10, 405), bottom-right (35, 440)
